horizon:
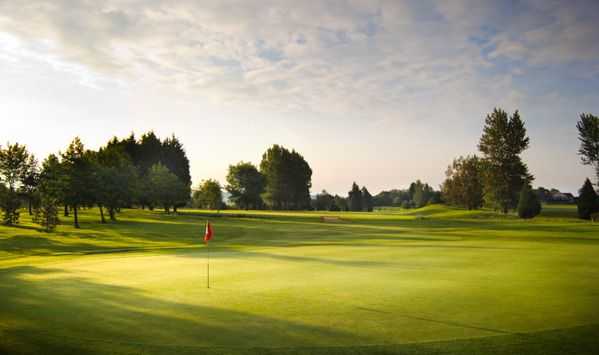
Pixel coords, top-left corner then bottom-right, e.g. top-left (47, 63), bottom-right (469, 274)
top-left (3, 1), bottom-right (599, 195)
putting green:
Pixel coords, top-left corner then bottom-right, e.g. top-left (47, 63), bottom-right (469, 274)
top-left (1, 205), bottom-right (598, 354)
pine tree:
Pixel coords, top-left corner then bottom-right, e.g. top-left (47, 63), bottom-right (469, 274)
top-left (478, 108), bottom-right (533, 213)
top-left (361, 187), bottom-right (373, 212)
top-left (577, 178), bottom-right (599, 220)
top-left (517, 184), bottom-right (542, 219)
top-left (577, 113), bottom-right (599, 183)
top-left (348, 182), bottom-right (362, 211)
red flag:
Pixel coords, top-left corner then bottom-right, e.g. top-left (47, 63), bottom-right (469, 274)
top-left (204, 222), bottom-right (213, 243)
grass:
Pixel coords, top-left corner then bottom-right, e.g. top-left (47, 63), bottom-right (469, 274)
top-left (0, 204), bottom-right (598, 354)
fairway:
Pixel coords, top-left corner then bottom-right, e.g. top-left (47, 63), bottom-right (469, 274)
top-left (1, 205), bottom-right (599, 354)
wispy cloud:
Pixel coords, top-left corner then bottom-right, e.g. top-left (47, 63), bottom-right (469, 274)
top-left (3, 1), bottom-right (596, 119)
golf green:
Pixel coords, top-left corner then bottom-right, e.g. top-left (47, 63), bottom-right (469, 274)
top-left (1, 205), bottom-right (598, 354)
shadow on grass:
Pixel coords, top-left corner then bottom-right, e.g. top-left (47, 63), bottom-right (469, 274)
top-left (0, 265), bottom-right (364, 355)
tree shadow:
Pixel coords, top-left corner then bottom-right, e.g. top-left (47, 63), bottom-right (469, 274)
top-left (0, 265), bottom-right (365, 354)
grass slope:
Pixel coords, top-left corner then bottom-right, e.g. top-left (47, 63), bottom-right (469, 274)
top-left (0, 205), bottom-right (598, 354)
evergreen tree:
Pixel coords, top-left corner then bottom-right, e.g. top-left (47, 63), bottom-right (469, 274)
top-left (478, 108), bottom-right (533, 213)
top-left (161, 135), bottom-right (192, 211)
top-left (577, 178), bottom-right (599, 220)
top-left (576, 113), bottom-right (599, 183)
top-left (517, 184), bottom-right (542, 219)
top-left (361, 187), bottom-right (373, 212)
top-left (348, 182), bottom-right (362, 211)
top-left (138, 131), bottom-right (163, 177)
top-left (226, 162), bottom-right (265, 209)
top-left (0, 143), bottom-right (34, 225)
top-left (260, 145), bottom-right (312, 210)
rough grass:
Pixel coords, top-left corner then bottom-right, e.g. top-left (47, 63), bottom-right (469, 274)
top-left (0, 204), bottom-right (598, 354)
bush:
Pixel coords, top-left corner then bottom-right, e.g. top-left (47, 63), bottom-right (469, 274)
top-left (577, 178), bottom-right (599, 220)
top-left (517, 185), bottom-right (541, 219)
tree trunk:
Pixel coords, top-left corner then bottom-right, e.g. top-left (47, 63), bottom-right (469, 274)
top-left (108, 208), bottom-right (116, 221)
top-left (73, 204), bottom-right (80, 228)
top-left (28, 198), bottom-right (33, 215)
top-left (173, 205), bottom-right (178, 214)
top-left (64, 205), bottom-right (69, 217)
top-left (99, 205), bottom-right (106, 224)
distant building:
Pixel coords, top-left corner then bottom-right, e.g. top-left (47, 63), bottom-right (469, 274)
top-left (535, 187), bottom-right (575, 204)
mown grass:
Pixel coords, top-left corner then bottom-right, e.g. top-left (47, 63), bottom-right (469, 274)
top-left (0, 204), bottom-right (598, 354)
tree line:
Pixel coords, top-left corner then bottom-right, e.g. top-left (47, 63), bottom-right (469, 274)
top-left (441, 109), bottom-right (599, 220)
top-left (0, 132), bottom-right (191, 230)
top-left (2, 109), bottom-right (597, 229)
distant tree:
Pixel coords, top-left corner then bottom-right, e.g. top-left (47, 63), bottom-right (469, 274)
top-left (478, 108), bottom-right (533, 213)
top-left (517, 184), bottom-right (542, 219)
top-left (442, 155), bottom-right (484, 210)
top-left (61, 138), bottom-right (95, 228)
top-left (34, 154), bottom-right (64, 231)
top-left (193, 179), bottom-right (224, 210)
top-left (226, 162), bottom-right (265, 209)
top-left (260, 145), bottom-right (312, 210)
top-left (0, 143), bottom-right (34, 225)
top-left (314, 190), bottom-right (335, 211)
top-left (577, 178), bottom-right (599, 220)
top-left (410, 180), bottom-right (433, 208)
top-left (576, 113), bottom-right (599, 183)
top-left (333, 195), bottom-right (347, 211)
top-left (348, 182), bottom-right (362, 211)
top-left (361, 187), bottom-right (373, 212)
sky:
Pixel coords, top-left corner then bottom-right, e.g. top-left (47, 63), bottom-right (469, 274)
top-left (1, 0), bottom-right (598, 195)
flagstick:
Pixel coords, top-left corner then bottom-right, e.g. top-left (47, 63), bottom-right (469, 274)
top-left (207, 241), bottom-right (210, 289)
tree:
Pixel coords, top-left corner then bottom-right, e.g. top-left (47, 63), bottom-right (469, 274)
top-left (138, 131), bottom-right (163, 177)
top-left (442, 155), bottom-right (484, 209)
top-left (409, 180), bottom-right (434, 208)
top-left (94, 144), bottom-right (138, 222)
top-left (314, 190), bottom-right (335, 211)
top-left (348, 182), bottom-right (362, 211)
top-left (61, 137), bottom-right (95, 228)
top-left (147, 163), bottom-right (186, 213)
top-left (0, 143), bottom-right (34, 225)
top-left (260, 145), bottom-right (312, 210)
top-left (161, 135), bottom-right (191, 211)
top-left (478, 108), bottom-right (533, 213)
top-left (333, 195), bottom-right (347, 211)
top-left (226, 162), bottom-right (265, 209)
top-left (34, 154), bottom-right (64, 231)
top-left (517, 184), bottom-right (542, 219)
top-left (361, 187), bottom-right (373, 212)
top-left (193, 179), bottom-right (224, 210)
top-left (576, 113), bottom-right (599, 183)
top-left (577, 178), bottom-right (599, 220)
top-left (19, 155), bottom-right (39, 215)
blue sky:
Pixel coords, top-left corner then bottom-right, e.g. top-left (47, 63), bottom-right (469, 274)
top-left (1, 0), bottom-right (598, 194)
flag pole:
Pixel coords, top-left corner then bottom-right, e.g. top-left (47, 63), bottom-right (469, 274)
top-left (207, 237), bottom-right (210, 289)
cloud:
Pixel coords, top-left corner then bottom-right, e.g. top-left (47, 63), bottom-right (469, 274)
top-left (0, 0), bottom-right (598, 119)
